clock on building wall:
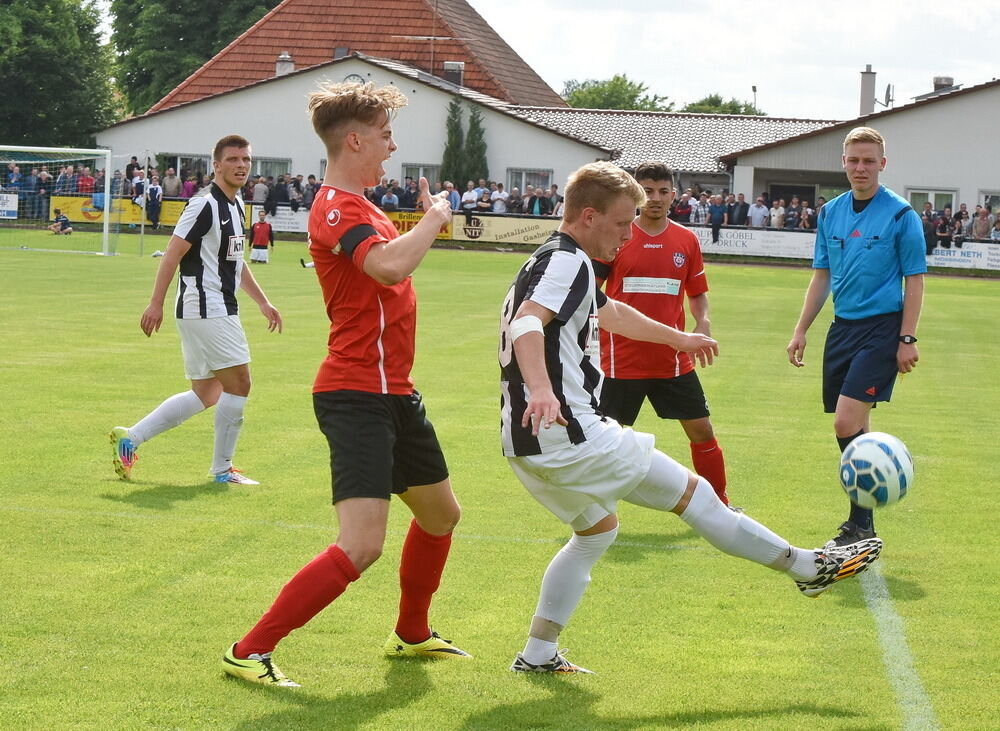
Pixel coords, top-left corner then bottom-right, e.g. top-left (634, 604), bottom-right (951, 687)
top-left (344, 74), bottom-right (365, 84)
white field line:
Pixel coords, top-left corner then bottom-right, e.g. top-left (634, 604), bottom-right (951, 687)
top-left (860, 563), bottom-right (940, 730)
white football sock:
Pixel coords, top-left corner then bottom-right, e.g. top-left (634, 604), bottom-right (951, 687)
top-left (211, 393), bottom-right (247, 474)
top-left (129, 390), bottom-right (205, 446)
top-left (679, 477), bottom-right (817, 580)
top-left (522, 527), bottom-right (618, 664)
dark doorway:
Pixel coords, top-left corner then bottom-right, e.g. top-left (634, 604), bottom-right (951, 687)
top-left (769, 184), bottom-right (816, 206)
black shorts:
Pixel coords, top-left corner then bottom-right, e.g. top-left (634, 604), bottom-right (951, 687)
top-left (599, 371), bottom-right (710, 426)
top-left (822, 311), bottom-right (902, 413)
top-left (313, 390), bottom-right (449, 503)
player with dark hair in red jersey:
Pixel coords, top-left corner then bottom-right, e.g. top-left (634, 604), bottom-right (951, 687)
top-left (592, 161), bottom-right (732, 506)
top-left (222, 82), bottom-right (467, 687)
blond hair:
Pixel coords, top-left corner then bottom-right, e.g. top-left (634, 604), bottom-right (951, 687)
top-left (563, 162), bottom-right (646, 220)
top-left (843, 126), bottom-right (885, 155)
top-left (307, 81), bottom-right (407, 149)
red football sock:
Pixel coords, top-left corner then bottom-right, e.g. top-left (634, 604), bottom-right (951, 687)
top-left (690, 438), bottom-right (729, 505)
top-left (395, 519), bottom-right (452, 644)
top-left (235, 544), bottom-right (359, 657)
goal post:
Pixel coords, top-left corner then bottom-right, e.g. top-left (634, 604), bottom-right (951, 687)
top-left (0, 144), bottom-right (115, 255)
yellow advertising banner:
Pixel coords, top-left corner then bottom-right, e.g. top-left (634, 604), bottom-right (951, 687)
top-left (50, 195), bottom-right (188, 226)
top-left (386, 210), bottom-right (452, 240)
top-left (450, 213), bottom-right (559, 246)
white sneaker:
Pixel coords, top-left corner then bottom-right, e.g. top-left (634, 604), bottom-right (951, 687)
top-left (212, 468), bottom-right (260, 485)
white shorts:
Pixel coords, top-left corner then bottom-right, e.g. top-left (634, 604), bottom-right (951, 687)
top-left (250, 247), bottom-right (269, 262)
top-left (176, 315), bottom-right (251, 380)
top-left (509, 419), bottom-right (687, 530)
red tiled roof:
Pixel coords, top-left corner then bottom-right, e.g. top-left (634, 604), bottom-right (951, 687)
top-left (149, 0), bottom-right (566, 114)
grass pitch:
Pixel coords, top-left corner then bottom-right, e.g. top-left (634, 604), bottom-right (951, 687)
top-left (1, 235), bottom-right (997, 730)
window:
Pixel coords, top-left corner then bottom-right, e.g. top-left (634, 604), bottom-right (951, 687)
top-left (254, 157), bottom-right (291, 180)
top-left (156, 154), bottom-right (210, 184)
top-left (507, 168), bottom-right (552, 194)
top-left (907, 188), bottom-right (955, 213)
top-left (979, 190), bottom-right (1000, 213)
top-left (403, 164), bottom-right (441, 186)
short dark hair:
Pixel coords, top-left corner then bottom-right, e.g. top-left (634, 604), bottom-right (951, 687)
top-left (213, 134), bottom-right (250, 161)
top-left (633, 161), bottom-right (674, 186)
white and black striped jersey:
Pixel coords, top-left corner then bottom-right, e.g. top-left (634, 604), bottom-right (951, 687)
top-left (173, 183), bottom-right (246, 319)
top-left (500, 232), bottom-right (608, 457)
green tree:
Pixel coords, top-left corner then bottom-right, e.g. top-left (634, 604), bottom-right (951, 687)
top-left (681, 94), bottom-right (766, 115)
top-left (463, 106), bottom-right (489, 185)
top-left (439, 99), bottom-right (465, 186)
top-left (111, 0), bottom-right (281, 115)
top-left (0, 0), bottom-right (119, 146)
top-left (562, 74), bottom-right (672, 111)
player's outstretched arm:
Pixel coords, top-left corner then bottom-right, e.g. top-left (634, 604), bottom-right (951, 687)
top-left (239, 265), bottom-right (283, 333)
top-left (140, 234), bottom-right (191, 337)
top-left (362, 177), bottom-right (451, 285)
top-left (786, 268), bottom-right (831, 367)
top-left (599, 298), bottom-right (718, 367)
top-left (510, 300), bottom-right (568, 435)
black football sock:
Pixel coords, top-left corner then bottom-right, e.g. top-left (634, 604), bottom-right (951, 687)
top-left (838, 430), bottom-right (873, 532)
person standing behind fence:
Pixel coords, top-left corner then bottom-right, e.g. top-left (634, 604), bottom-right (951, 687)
top-left (707, 194), bottom-right (727, 242)
top-left (146, 175), bottom-right (163, 229)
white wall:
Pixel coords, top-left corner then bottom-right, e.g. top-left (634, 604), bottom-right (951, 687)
top-left (96, 59), bottom-right (605, 186)
top-left (731, 84), bottom-right (1000, 208)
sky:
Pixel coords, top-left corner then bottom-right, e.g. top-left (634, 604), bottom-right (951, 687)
top-left (93, 0), bottom-right (1000, 121)
top-left (466, 0), bottom-right (1000, 120)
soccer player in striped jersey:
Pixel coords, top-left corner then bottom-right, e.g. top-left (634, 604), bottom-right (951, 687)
top-left (501, 162), bottom-right (882, 674)
top-left (109, 135), bottom-right (283, 485)
top-left (787, 126), bottom-right (926, 548)
top-left (594, 161), bottom-right (731, 506)
top-left (222, 83), bottom-right (467, 688)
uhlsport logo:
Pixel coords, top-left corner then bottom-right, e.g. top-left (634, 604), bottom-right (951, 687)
top-left (463, 216), bottom-right (484, 240)
top-left (673, 251), bottom-right (686, 268)
top-left (326, 209), bottom-right (341, 227)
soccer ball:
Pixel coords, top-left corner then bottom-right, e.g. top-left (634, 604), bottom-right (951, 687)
top-left (839, 432), bottom-right (913, 509)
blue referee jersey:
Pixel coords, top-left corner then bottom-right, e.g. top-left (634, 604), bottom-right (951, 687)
top-left (813, 185), bottom-right (926, 320)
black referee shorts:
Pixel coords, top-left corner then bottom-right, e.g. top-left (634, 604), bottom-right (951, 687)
top-left (313, 390), bottom-right (449, 503)
top-left (822, 311), bottom-right (902, 413)
top-left (599, 371), bottom-right (710, 426)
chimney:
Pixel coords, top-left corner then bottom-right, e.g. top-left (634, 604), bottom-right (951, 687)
top-left (933, 76), bottom-right (954, 91)
top-left (442, 61), bottom-right (465, 86)
top-left (334, 47), bottom-right (349, 60)
top-left (859, 64), bottom-right (876, 116)
top-left (275, 51), bottom-right (294, 77)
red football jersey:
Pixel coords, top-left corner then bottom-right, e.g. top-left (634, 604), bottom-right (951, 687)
top-left (308, 185), bottom-right (416, 395)
top-left (599, 220), bottom-right (708, 379)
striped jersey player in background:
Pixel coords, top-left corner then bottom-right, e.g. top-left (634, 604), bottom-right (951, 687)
top-left (500, 161), bottom-right (883, 674)
top-left (109, 135), bottom-right (283, 485)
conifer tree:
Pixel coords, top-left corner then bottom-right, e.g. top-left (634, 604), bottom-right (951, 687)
top-left (439, 99), bottom-right (465, 186)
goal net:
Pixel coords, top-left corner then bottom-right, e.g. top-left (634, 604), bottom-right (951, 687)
top-left (0, 145), bottom-right (125, 255)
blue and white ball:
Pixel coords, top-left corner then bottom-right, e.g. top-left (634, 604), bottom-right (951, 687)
top-left (839, 432), bottom-right (913, 509)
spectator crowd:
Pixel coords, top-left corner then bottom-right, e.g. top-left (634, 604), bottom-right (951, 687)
top-left (6, 159), bottom-right (999, 247)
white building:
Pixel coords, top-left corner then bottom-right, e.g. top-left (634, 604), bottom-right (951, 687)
top-left (722, 77), bottom-right (1000, 212)
top-left (96, 54), bottom-right (611, 194)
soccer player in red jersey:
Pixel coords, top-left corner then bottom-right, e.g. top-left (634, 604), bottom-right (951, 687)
top-left (249, 209), bottom-right (273, 264)
top-left (223, 83), bottom-right (467, 687)
top-left (593, 162), bottom-right (731, 505)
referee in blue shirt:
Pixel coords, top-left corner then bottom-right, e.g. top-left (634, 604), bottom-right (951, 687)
top-left (787, 127), bottom-right (926, 548)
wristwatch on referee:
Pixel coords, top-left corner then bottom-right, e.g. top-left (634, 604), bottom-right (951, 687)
top-left (898, 335), bottom-right (918, 344)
